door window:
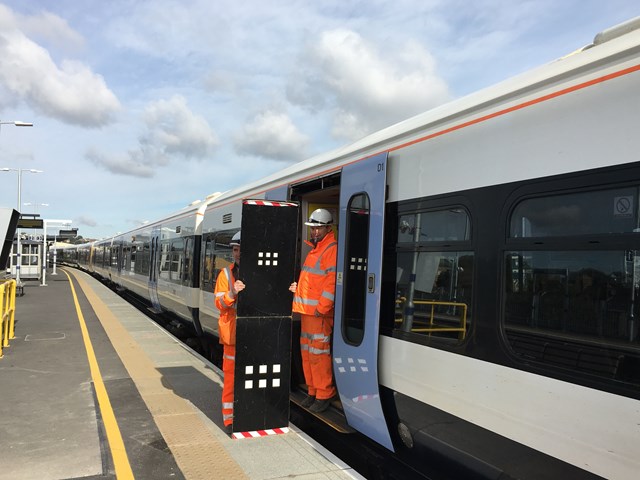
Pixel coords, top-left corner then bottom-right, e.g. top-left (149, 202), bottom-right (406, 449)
top-left (342, 193), bottom-right (370, 345)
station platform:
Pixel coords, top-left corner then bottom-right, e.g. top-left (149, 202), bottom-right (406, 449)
top-left (0, 268), bottom-right (362, 480)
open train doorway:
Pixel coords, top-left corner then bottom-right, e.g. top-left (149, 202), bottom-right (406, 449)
top-left (282, 173), bottom-right (342, 411)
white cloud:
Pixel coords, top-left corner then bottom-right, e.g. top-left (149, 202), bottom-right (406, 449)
top-left (141, 95), bottom-right (218, 158)
top-left (86, 148), bottom-right (156, 178)
top-left (234, 110), bottom-right (310, 162)
top-left (287, 28), bottom-right (451, 141)
top-left (18, 9), bottom-right (85, 54)
top-left (0, 4), bottom-right (120, 127)
top-left (87, 95), bottom-right (218, 177)
top-left (74, 215), bottom-right (98, 228)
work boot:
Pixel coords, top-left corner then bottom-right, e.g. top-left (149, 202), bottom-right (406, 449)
top-left (300, 395), bottom-right (315, 408)
top-left (309, 396), bottom-right (333, 413)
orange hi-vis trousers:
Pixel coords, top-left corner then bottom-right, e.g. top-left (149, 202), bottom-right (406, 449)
top-left (221, 344), bottom-right (235, 427)
top-left (300, 314), bottom-right (336, 400)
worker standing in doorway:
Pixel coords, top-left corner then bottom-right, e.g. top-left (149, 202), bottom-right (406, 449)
top-left (289, 209), bottom-right (337, 413)
top-left (215, 231), bottom-right (245, 432)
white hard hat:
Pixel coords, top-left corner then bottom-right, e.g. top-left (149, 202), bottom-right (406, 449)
top-left (229, 231), bottom-right (241, 246)
top-left (305, 208), bottom-right (333, 226)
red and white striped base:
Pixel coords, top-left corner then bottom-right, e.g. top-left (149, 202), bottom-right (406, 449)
top-left (243, 199), bottom-right (297, 207)
top-left (231, 427), bottom-right (290, 439)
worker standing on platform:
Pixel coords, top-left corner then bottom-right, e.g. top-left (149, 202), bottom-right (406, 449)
top-left (289, 208), bottom-right (337, 413)
top-left (215, 231), bottom-right (245, 432)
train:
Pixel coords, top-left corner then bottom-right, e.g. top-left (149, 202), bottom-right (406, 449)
top-left (58, 17), bottom-right (640, 480)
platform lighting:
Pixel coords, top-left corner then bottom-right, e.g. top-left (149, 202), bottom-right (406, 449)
top-left (0, 120), bottom-right (34, 286)
top-left (23, 202), bottom-right (49, 212)
top-left (0, 121), bottom-right (33, 128)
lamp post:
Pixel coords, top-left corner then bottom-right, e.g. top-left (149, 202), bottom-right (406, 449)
top-left (0, 120), bottom-right (34, 286)
top-left (0, 167), bottom-right (43, 286)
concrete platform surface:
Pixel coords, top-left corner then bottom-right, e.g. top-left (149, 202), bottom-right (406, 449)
top-left (0, 268), bottom-right (362, 480)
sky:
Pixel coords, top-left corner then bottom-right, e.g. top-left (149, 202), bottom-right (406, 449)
top-left (0, 1), bottom-right (638, 240)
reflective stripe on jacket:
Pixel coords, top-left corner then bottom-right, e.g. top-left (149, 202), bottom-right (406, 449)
top-left (215, 264), bottom-right (237, 345)
top-left (292, 231), bottom-right (337, 317)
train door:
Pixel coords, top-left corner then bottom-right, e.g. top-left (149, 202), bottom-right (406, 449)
top-left (333, 152), bottom-right (394, 451)
top-left (115, 240), bottom-right (123, 280)
top-left (148, 227), bottom-right (162, 313)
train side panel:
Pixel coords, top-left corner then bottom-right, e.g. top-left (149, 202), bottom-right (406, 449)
top-left (375, 31), bottom-right (640, 479)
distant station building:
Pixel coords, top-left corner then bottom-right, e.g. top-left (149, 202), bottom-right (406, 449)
top-left (4, 213), bottom-right (78, 281)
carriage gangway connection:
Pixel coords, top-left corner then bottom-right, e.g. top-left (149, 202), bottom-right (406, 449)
top-left (0, 268), bottom-right (362, 480)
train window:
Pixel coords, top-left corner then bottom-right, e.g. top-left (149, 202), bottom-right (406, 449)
top-left (200, 230), bottom-right (239, 294)
top-left (391, 206), bottom-right (473, 345)
top-left (112, 243), bottom-right (120, 268)
top-left (122, 246), bottom-right (130, 271)
top-left (395, 251), bottom-right (473, 342)
top-left (342, 193), bottom-right (370, 345)
top-left (130, 245), bottom-right (136, 272)
top-left (504, 184), bottom-right (640, 388)
top-left (202, 235), bottom-right (216, 291)
top-left (183, 237), bottom-right (193, 286)
top-left (510, 186), bottom-right (640, 238)
top-left (213, 231), bottom-right (237, 281)
top-left (504, 250), bottom-right (640, 385)
top-left (135, 241), bottom-right (151, 276)
top-left (197, 230), bottom-right (240, 294)
top-left (159, 241), bottom-right (170, 279)
top-left (169, 238), bottom-right (184, 282)
top-left (399, 208), bottom-right (470, 244)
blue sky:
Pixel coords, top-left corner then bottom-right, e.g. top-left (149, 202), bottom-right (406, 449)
top-left (0, 1), bottom-right (638, 239)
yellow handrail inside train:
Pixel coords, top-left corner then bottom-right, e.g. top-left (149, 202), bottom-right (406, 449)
top-left (396, 297), bottom-right (467, 339)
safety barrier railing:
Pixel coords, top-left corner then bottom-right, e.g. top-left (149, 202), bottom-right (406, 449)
top-left (396, 298), bottom-right (468, 340)
top-left (1, 279), bottom-right (17, 358)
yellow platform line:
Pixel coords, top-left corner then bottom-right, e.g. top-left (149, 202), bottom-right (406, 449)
top-left (66, 268), bottom-right (248, 479)
top-left (63, 270), bottom-right (134, 480)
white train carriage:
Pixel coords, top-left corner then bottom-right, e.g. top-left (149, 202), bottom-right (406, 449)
top-left (105, 202), bottom-right (207, 329)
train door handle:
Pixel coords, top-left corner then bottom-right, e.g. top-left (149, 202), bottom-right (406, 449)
top-left (368, 273), bottom-right (375, 293)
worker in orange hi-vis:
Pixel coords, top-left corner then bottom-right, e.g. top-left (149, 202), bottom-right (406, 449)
top-left (289, 209), bottom-right (337, 413)
top-left (215, 231), bottom-right (245, 432)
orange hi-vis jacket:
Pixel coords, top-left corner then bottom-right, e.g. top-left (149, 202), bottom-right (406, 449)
top-left (215, 264), bottom-right (238, 346)
top-left (214, 263), bottom-right (238, 427)
top-left (292, 231), bottom-right (337, 317)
